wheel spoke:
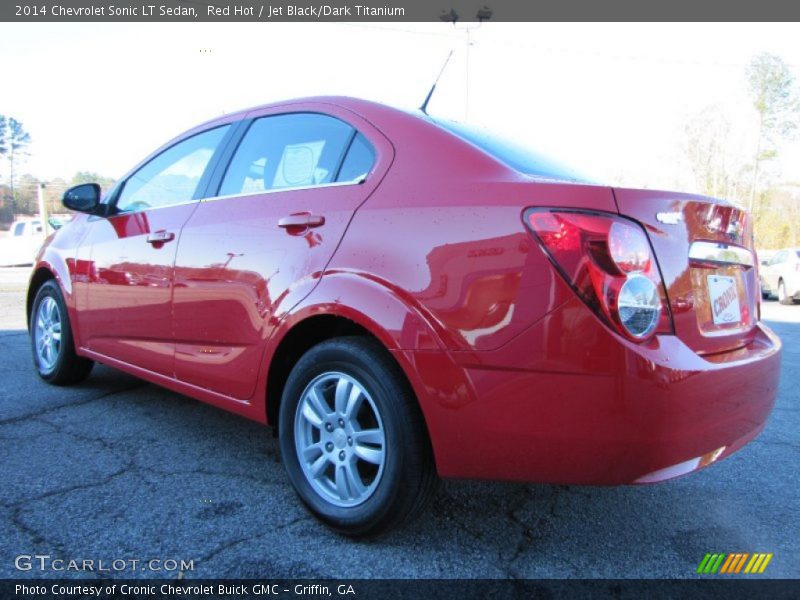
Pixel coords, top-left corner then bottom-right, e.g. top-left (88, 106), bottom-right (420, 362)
top-left (309, 453), bottom-right (329, 478)
top-left (335, 465), bottom-right (350, 500)
top-left (343, 384), bottom-right (363, 420)
top-left (354, 443), bottom-right (384, 465)
top-left (334, 377), bottom-right (352, 415)
top-left (301, 401), bottom-right (323, 428)
top-left (301, 388), bottom-right (329, 427)
top-left (302, 442), bottom-right (323, 461)
top-left (344, 460), bottom-right (366, 497)
top-left (353, 428), bottom-right (384, 446)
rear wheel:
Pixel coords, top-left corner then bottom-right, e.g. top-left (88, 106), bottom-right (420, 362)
top-left (778, 280), bottom-right (794, 305)
top-left (278, 336), bottom-right (438, 536)
top-left (30, 280), bottom-right (94, 385)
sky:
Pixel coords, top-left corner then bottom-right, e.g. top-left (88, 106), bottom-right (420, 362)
top-left (1, 22), bottom-right (799, 193)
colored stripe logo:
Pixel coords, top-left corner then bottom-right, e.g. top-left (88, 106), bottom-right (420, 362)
top-left (697, 553), bottom-right (773, 574)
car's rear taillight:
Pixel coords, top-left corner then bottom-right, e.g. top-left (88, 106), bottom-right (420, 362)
top-left (524, 208), bottom-right (673, 341)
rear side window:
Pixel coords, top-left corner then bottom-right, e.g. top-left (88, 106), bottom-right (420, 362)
top-left (432, 117), bottom-right (589, 183)
top-left (336, 133), bottom-right (375, 183)
top-left (13, 222), bottom-right (25, 236)
top-left (116, 125), bottom-right (229, 212)
top-left (220, 113), bottom-right (354, 196)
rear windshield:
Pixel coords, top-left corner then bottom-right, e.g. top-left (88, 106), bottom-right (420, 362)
top-left (431, 118), bottom-right (590, 183)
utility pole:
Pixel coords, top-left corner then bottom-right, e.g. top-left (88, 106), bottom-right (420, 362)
top-left (37, 181), bottom-right (49, 238)
top-left (439, 5), bottom-right (492, 121)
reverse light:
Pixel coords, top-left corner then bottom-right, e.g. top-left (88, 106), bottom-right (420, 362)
top-left (617, 275), bottom-right (660, 338)
top-left (524, 208), bottom-right (673, 341)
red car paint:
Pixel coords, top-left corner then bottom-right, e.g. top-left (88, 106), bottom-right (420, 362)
top-left (29, 97), bottom-right (781, 484)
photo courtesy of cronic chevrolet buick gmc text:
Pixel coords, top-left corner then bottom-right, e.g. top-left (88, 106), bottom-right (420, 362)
top-left (27, 97), bottom-right (781, 535)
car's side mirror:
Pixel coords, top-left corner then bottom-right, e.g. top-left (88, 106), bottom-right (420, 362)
top-left (760, 259), bottom-right (769, 266)
top-left (63, 183), bottom-right (103, 214)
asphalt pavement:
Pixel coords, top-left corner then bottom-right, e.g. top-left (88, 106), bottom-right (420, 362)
top-left (1, 266), bottom-right (797, 579)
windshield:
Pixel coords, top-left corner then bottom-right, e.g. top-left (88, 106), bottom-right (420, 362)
top-left (431, 117), bottom-right (591, 183)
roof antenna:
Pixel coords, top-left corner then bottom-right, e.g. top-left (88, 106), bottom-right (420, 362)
top-left (420, 50), bottom-right (454, 115)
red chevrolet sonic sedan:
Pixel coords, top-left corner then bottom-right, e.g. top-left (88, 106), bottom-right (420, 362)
top-left (28, 97), bottom-right (781, 535)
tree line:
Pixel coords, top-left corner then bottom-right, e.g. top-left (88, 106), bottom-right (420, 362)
top-left (684, 53), bottom-right (800, 249)
top-left (0, 116), bottom-right (115, 225)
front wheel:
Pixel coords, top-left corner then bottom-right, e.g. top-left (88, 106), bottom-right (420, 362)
top-left (778, 280), bottom-right (794, 305)
top-left (278, 337), bottom-right (438, 536)
top-left (30, 280), bottom-right (94, 385)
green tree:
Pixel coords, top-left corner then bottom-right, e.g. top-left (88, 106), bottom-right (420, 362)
top-left (684, 105), bottom-right (749, 204)
top-left (0, 117), bottom-right (32, 211)
top-left (0, 184), bottom-right (13, 225)
top-left (43, 177), bottom-right (68, 214)
top-left (14, 173), bottom-right (39, 215)
top-left (746, 53), bottom-right (800, 212)
top-left (70, 171), bottom-right (115, 191)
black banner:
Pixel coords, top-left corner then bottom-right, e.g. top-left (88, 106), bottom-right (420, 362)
top-left (4, 579), bottom-right (800, 600)
top-left (4, 0), bottom-right (800, 22)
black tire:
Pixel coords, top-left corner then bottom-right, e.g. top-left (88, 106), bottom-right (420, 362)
top-left (778, 280), bottom-right (794, 306)
top-left (278, 336), bottom-right (438, 537)
top-left (30, 280), bottom-right (94, 385)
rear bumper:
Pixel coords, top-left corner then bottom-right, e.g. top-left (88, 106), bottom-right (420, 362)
top-left (402, 297), bottom-right (781, 484)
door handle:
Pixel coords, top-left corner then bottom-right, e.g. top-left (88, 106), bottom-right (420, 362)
top-left (278, 213), bottom-right (325, 230)
top-left (146, 231), bottom-right (175, 245)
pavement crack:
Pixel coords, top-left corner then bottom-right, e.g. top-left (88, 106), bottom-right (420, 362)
top-left (2, 465), bottom-right (137, 511)
top-left (504, 485), bottom-right (563, 579)
top-left (0, 383), bottom-right (146, 426)
top-left (193, 516), bottom-right (311, 569)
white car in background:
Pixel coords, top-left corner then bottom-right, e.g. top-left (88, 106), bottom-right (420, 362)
top-left (760, 248), bottom-right (800, 305)
top-left (0, 218), bottom-right (46, 267)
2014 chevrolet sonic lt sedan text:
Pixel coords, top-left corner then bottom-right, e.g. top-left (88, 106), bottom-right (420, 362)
top-left (27, 97), bottom-right (781, 535)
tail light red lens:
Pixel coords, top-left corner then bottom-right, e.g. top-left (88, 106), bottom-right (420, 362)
top-left (524, 208), bottom-right (673, 341)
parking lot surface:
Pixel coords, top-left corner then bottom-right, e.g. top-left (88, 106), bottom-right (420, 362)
top-left (1, 266), bottom-right (797, 579)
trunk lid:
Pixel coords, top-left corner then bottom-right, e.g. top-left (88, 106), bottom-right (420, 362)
top-left (614, 187), bottom-right (758, 355)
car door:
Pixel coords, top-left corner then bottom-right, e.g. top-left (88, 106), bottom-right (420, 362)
top-left (73, 124), bottom-right (231, 375)
top-left (171, 107), bottom-right (391, 400)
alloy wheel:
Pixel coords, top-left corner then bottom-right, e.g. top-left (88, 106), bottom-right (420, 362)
top-left (34, 296), bottom-right (62, 372)
top-left (293, 371), bottom-right (386, 508)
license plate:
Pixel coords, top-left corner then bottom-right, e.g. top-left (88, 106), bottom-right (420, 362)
top-left (708, 275), bottom-right (741, 325)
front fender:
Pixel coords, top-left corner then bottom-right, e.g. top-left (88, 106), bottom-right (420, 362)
top-left (27, 221), bottom-right (85, 340)
top-left (28, 255), bottom-right (73, 324)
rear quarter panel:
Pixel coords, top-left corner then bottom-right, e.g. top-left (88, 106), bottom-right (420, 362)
top-left (324, 106), bottom-right (619, 352)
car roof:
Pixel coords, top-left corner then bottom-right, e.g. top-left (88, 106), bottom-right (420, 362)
top-left (197, 96), bottom-right (403, 129)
